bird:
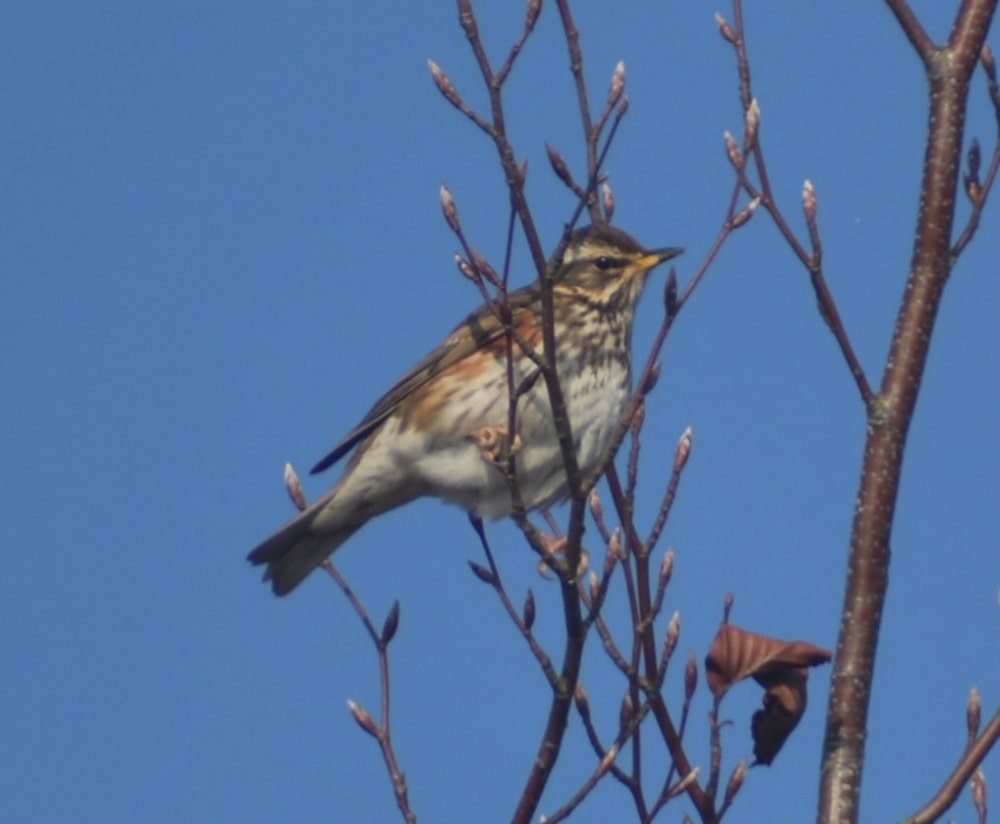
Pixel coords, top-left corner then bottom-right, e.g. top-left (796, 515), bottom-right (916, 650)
top-left (248, 222), bottom-right (682, 595)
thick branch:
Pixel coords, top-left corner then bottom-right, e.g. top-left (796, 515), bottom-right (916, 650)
top-left (818, 2), bottom-right (998, 821)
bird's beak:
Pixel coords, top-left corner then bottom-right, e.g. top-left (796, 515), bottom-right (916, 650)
top-left (633, 247), bottom-right (684, 274)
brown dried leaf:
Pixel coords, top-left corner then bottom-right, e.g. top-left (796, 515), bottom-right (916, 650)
top-left (705, 624), bottom-right (830, 696)
top-left (705, 624), bottom-right (831, 765)
top-left (751, 669), bottom-right (808, 765)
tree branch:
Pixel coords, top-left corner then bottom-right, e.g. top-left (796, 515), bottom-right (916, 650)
top-left (818, 1), bottom-right (999, 820)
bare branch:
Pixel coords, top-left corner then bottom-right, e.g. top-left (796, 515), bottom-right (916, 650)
top-left (323, 561), bottom-right (416, 824)
top-left (819, 0), bottom-right (999, 819)
top-left (901, 708), bottom-right (1000, 824)
top-left (885, 0), bottom-right (937, 61)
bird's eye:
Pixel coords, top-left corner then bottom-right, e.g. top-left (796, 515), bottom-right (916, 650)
top-left (595, 256), bottom-right (614, 270)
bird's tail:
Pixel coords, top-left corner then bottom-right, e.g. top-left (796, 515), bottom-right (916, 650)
top-left (247, 489), bottom-right (361, 596)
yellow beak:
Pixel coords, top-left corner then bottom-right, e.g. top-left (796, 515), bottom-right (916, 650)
top-left (633, 246), bottom-right (684, 275)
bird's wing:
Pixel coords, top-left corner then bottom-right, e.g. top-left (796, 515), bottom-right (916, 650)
top-left (310, 287), bottom-right (540, 474)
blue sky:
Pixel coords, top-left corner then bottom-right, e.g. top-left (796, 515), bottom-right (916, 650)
top-left (3, 1), bottom-right (998, 821)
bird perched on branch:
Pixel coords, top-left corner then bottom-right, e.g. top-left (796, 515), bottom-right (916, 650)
top-left (248, 223), bottom-right (682, 595)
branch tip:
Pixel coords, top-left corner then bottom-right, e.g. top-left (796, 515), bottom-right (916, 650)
top-left (574, 683), bottom-right (591, 721)
top-left (545, 143), bottom-right (576, 190)
top-left (675, 426), bottom-right (693, 471)
top-left (380, 600), bottom-right (401, 645)
top-left (601, 181), bottom-right (616, 222)
top-left (455, 253), bottom-right (477, 282)
top-left (968, 685), bottom-right (983, 742)
top-left (439, 184), bottom-right (461, 232)
top-left (982, 43), bottom-right (997, 81)
top-left (523, 588), bottom-right (536, 630)
top-left (723, 758), bottom-right (749, 808)
top-left (427, 59), bottom-right (463, 109)
top-left (347, 699), bottom-right (380, 738)
top-left (724, 130), bottom-right (744, 170)
top-left (608, 60), bottom-right (626, 109)
top-left (802, 179), bottom-right (818, 222)
top-left (588, 488), bottom-right (604, 524)
top-left (663, 610), bottom-right (681, 661)
top-left (659, 549), bottom-right (675, 591)
top-left (731, 197), bottom-right (760, 228)
top-left (715, 12), bottom-right (737, 45)
top-left (685, 651), bottom-right (699, 699)
top-left (972, 767), bottom-right (987, 818)
top-left (744, 98), bottom-right (761, 150)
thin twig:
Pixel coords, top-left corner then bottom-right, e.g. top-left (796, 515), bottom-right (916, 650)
top-left (722, 1), bottom-right (874, 407)
top-left (468, 516), bottom-right (559, 686)
top-left (322, 561), bottom-right (416, 824)
top-left (952, 45), bottom-right (1000, 258)
top-left (605, 465), bottom-right (715, 821)
top-left (901, 708), bottom-right (1000, 824)
top-left (542, 699), bottom-right (656, 823)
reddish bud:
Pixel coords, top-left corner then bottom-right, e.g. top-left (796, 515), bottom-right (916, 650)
top-left (608, 60), bottom-right (626, 109)
top-left (731, 197), bottom-right (760, 228)
top-left (428, 59), bottom-right (463, 109)
top-left (589, 488), bottom-right (604, 525)
top-left (347, 699), bottom-right (380, 738)
top-left (982, 43), bottom-right (997, 81)
top-left (523, 589), bottom-right (536, 630)
top-left (664, 267), bottom-right (679, 316)
top-left (663, 610), bottom-right (681, 661)
top-left (440, 184), bottom-right (461, 232)
top-left (659, 549), bottom-right (675, 591)
top-left (455, 253), bottom-right (477, 281)
top-left (669, 767), bottom-right (702, 799)
top-left (802, 179), bottom-right (817, 224)
top-left (675, 426), bottom-right (693, 472)
top-left (381, 600), bottom-right (401, 645)
top-left (968, 685), bottom-right (982, 742)
top-left (468, 560), bottom-right (497, 585)
top-left (545, 143), bottom-right (575, 189)
top-left (471, 250), bottom-right (501, 286)
top-left (685, 651), bottom-right (698, 700)
top-left (619, 693), bottom-right (635, 732)
top-left (574, 683), bottom-right (591, 722)
top-left (631, 401), bottom-right (646, 437)
top-left (617, 94), bottom-right (630, 117)
top-left (284, 462), bottom-right (307, 512)
top-left (723, 758), bottom-right (749, 807)
top-left (724, 130), bottom-right (743, 169)
top-left (715, 12), bottom-right (737, 44)
top-left (609, 527), bottom-right (624, 561)
top-left (601, 181), bottom-right (616, 222)
top-left (968, 139), bottom-right (982, 181)
top-left (966, 140), bottom-right (984, 203)
top-left (603, 540), bottom-right (619, 577)
top-left (744, 98), bottom-right (761, 151)
top-left (641, 361), bottom-right (662, 395)
top-left (972, 768), bottom-right (987, 818)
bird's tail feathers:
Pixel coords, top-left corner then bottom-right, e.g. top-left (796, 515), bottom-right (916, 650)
top-left (246, 491), bottom-right (360, 596)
